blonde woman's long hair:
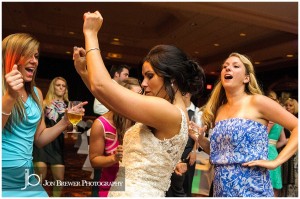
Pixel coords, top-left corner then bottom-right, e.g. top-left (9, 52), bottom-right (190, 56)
top-left (43, 77), bottom-right (69, 108)
top-left (202, 52), bottom-right (263, 129)
top-left (2, 33), bottom-right (41, 131)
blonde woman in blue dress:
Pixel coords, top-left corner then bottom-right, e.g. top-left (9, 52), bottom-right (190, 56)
top-left (2, 33), bottom-right (88, 197)
top-left (192, 53), bottom-right (298, 197)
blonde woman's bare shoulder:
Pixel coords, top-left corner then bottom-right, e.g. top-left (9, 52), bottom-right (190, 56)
top-left (249, 94), bottom-right (269, 105)
top-left (250, 94), bottom-right (281, 115)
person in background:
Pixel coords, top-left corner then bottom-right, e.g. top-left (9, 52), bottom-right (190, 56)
top-left (89, 77), bottom-right (142, 197)
top-left (91, 64), bottom-right (130, 196)
top-left (2, 33), bottom-right (87, 197)
top-left (93, 64), bottom-right (130, 115)
top-left (166, 92), bottom-right (201, 197)
top-left (32, 77), bottom-right (69, 197)
top-left (279, 91), bottom-right (291, 106)
top-left (281, 98), bottom-right (298, 197)
top-left (73, 10), bottom-right (205, 197)
top-left (267, 90), bottom-right (288, 197)
top-left (192, 52), bottom-right (298, 197)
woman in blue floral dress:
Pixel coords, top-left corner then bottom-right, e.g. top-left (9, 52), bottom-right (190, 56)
top-left (191, 53), bottom-right (298, 197)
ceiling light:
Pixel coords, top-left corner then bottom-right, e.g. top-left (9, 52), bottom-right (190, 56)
top-left (68, 31), bottom-right (75, 35)
top-left (194, 51), bottom-right (199, 54)
top-left (214, 43), bottom-right (220, 47)
top-left (286, 54), bottom-right (294, 58)
top-left (254, 61), bottom-right (260, 64)
top-left (66, 51), bottom-right (71, 54)
top-left (240, 33), bottom-right (246, 37)
top-left (110, 38), bottom-right (123, 46)
top-left (21, 24), bottom-right (27, 28)
top-left (107, 52), bottom-right (122, 59)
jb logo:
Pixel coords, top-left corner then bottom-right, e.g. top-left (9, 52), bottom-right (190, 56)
top-left (21, 169), bottom-right (41, 190)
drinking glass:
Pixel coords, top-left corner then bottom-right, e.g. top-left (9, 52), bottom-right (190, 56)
top-left (190, 115), bottom-right (199, 138)
top-left (67, 101), bottom-right (84, 133)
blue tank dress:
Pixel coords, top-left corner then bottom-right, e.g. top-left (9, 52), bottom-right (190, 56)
top-left (210, 118), bottom-right (274, 197)
top-left (2, 88), bottom-right (48, 197)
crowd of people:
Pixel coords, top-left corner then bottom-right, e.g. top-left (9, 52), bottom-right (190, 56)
top-left (2, 10), bottom-right (298, 197)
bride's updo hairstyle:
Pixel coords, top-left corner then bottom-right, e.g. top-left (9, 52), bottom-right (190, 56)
top-left (143, 45), bottom-right (205, 103)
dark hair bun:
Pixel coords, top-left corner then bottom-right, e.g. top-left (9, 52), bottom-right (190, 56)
top-left (144, 45), bottom-right (206, 102)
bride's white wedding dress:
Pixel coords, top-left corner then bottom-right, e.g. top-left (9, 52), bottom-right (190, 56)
top-left (108, 108), bottom-right (188, 197)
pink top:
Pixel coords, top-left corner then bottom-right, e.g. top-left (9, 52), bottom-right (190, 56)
top-left (97, 116), bottom-right (119, 197)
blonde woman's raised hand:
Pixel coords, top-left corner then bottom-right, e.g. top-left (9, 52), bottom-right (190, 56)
top-left (4, 64), bottom-right (24, 99)
top-left (197, 125), bottom-right (207, 144)
top-left (188, 121), bottom-right (207, 142)
top-left (83, 11), bottom-right (103, 35)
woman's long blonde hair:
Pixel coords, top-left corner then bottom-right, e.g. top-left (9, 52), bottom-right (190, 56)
top-left (2, 33), bottom-right (41, 130)
top-left (201, 52), bottom-right (263, 129)
top-left (43, 77), bottom-right (69, 108)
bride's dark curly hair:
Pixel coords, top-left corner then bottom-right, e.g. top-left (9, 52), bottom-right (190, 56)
top-left (143, 45), bottom-right (205, 103)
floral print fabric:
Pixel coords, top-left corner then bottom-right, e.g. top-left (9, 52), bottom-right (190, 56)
top-left (210, 118), bottom-right (274, 197)
top-left (44, 100), bottom-right (66, 123)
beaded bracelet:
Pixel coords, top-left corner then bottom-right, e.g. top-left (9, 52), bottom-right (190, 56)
top-left (86, 47), bottom-right (100, 55)
top-left (2, 111), bottom-right (11, 116)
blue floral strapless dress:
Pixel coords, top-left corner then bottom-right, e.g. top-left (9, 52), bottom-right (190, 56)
top-left (210, 118), bottom-right (274, 197)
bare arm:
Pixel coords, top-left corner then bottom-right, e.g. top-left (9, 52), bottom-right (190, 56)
top-left (89, 119), bottom-right (121, 168)
top-left (189, 121), bottom-right (210, 154)
top-left (74, 11), bottom-right (182, 138)
top-left (34, 88), bottom-right (88, 148)
top-left (276, 130), bottom-right (288, 149)
top-left (2, 64), bottom-right (22, 128)
top-left (243, 95), bottom-right (298, 169)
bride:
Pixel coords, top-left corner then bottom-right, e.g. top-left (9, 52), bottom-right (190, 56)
top-left (73, 11), bottom-right (205, 197)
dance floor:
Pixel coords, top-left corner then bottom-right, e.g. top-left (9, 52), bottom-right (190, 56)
top-left (42, 133), bottom-right (209, 197)
top-left (43, 134), bottom-right (92, 197)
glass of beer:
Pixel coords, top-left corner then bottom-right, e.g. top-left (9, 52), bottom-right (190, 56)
top-left (67, 101), bottom-right (84, 133)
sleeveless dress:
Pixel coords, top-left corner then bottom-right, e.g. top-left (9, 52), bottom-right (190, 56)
top-left (97, 116), bottom-right (119, 197)
top-left (33, 100), bottom-right (67, 164)
top-left (2, 88), bottom-right (48, 197)
top-left (268, 123), bottom-right (283, 189)
top-left (108, 108), bottom-right (188, 197)
top-left (210, 118), bottom-right (274, 197)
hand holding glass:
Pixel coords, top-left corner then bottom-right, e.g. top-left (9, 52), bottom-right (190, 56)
top-left (190, 115), bottom-right (199, 138)
top-left (67, 101), bottom-right (84, 133)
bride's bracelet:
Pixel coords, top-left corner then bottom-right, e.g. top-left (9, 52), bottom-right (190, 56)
top-left (86, 47), bottom-right (100, 55)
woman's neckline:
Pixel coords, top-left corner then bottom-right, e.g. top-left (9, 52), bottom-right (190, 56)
top-left (215, 117), bottom-right (266, 127)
